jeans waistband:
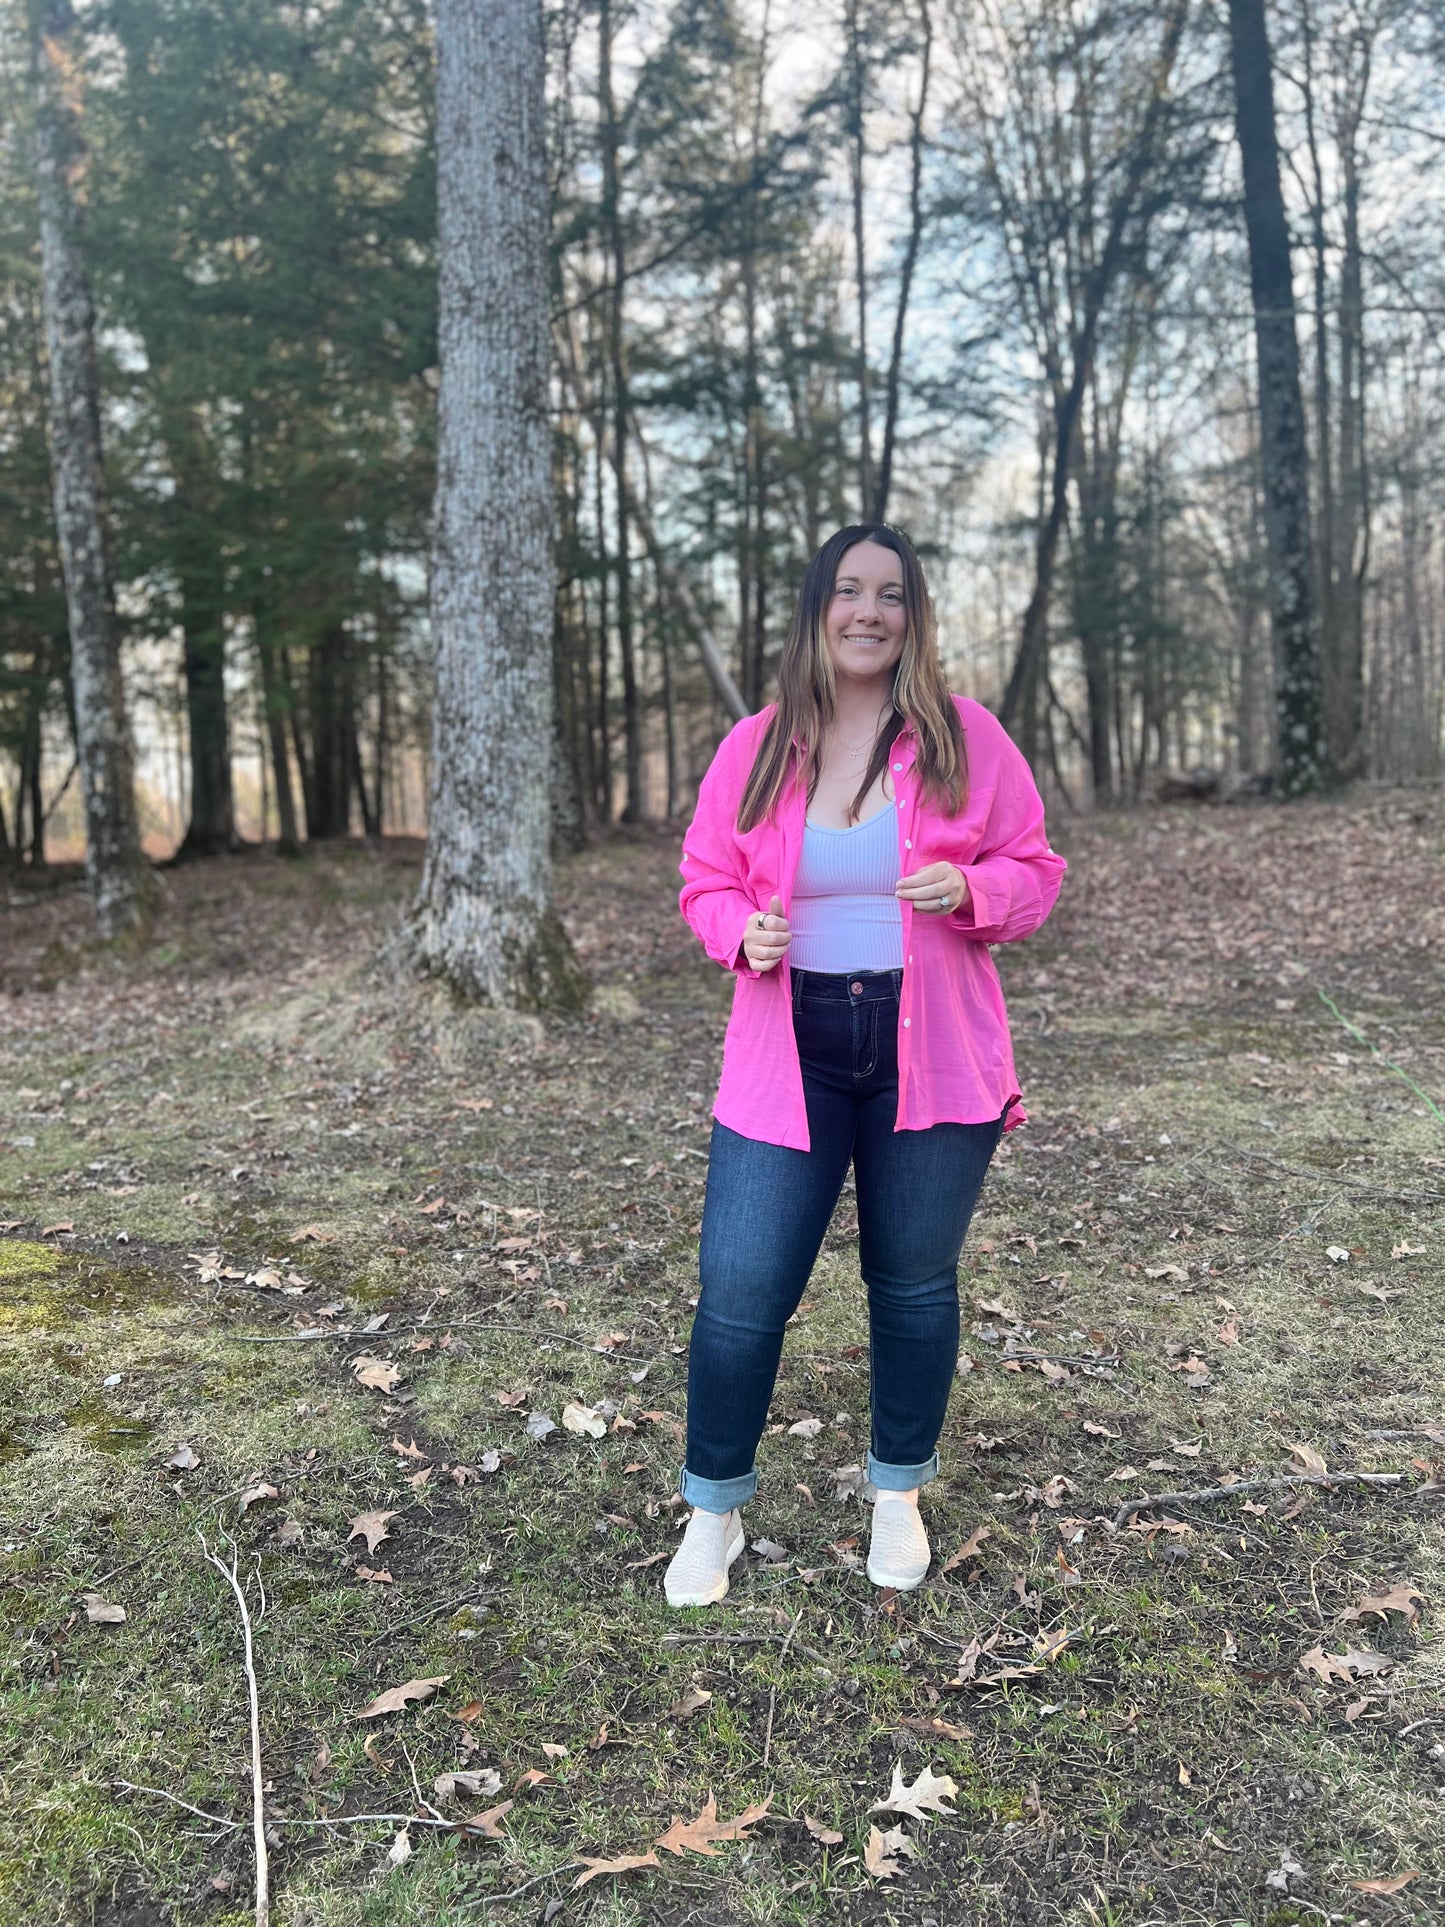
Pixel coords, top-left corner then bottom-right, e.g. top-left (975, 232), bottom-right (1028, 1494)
top-left (792, 966), bottom-right (903, 1010)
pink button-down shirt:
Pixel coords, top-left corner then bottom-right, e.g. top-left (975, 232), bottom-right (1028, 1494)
top-left (679, 696), bottom-right (1066, 1151)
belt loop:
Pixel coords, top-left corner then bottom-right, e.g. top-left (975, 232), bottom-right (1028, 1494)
top-left (792, 966), bottom-right (805, 1014)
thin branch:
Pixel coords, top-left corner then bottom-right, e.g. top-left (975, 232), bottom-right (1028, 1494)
top-left (198, 1528), bottom-right (270, 1927)
top-left (1113, 1468), bottom-right (1408, 1531)
top-left (112, 1781), bottom-right (240, 1831)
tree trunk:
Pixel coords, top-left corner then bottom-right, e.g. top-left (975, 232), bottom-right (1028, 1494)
top-left (307, 624), bottom-right (353, 838)
top-left (176, 568), bottom-right (236, 856)
top-left (872, 0), bottom-right (931, 526)
top-left (1226, 0), bottom-right (1329, 795)
top-left (1331, 86), bottom-right (1369, 778)
top-left (30, 0), bottom-right (150, 933)
top-left (408, 0), bottom-right (585, 1010)
top-left (845, 0), bottom-right (873, 516)
top-left (252, 612), bottom-right (300, 855)
top-left (599, 0), bottom-right (643, 822)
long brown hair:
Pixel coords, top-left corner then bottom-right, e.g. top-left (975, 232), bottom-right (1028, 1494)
top-left (736, 525), bottom-right (968, 831)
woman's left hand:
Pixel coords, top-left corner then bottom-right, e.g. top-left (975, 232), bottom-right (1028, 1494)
top-left (896, 861), bottom-right (969, 916)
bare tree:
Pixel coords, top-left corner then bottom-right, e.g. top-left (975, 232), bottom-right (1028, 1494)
top-left (30, 0), bottom-right (151, 934)
top-left (408, 0), bottom-right (585, 1009)
top-left (1227, 0), bottom-right (1329, 793)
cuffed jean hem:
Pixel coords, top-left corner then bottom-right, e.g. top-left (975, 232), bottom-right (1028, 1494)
top-left (679, 1464), bottom-right (758, 1512)
top-left (868, 1448), bottom-right (940, 1492)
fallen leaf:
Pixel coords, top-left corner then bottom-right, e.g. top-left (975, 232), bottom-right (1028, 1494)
top-left (237, 1483), bottom-right (280, 1515)
top-left (348, 1509), bottom-right (399, 1556)
top-left (787, 1417), bottom-right (824, 1439)
top-left (751, 1537), bottom-right (789, 1564)
top-left (562, 1402), bottom-right (607, 1439)
top-left (354, 1675), bottom-right (448, 1720)
top-left (289, 1225), bottom-right (337, 1244)
top-left (452, 1699), bottom-right (483, 1724)
top-left (571, 1851), bottom-right (661, 1890)
top-left (1039, 1475), bottom-right (1077, 1508)
top-left (654, 1791), bottom-right (774, 1857)
top-left (624, 1548), bottom-right (668, 1569)
top-left (1217, 1319), bottom-right (1240, 1346)
top-left (41, 1220), bottom-right (75, 1237)
top-left (274, 1519), bottom-right (303, 1548)
top-left (494, 1389), bottom-right (528, 1408)
top-left (1288, 1443), bottom-right (1328, 1477)
top-left (804, 1814), bottom-right (844, 1844)
top-left (869, 1761), bottom-right (958, 1822)
top-left (166, 1444), bottom-right (201, 1471)
top-left (540, 1742), bottom-right (568, 1760)
top-left (83, 1592), bottom-right (126, 1624)
top-left (386, 1828), bottom-right (412, 1869)
top-left (524, 1411), bottom-right (557, 1441)
top-left (1170, 1439), bottom-right (1203, 1459)
top-left (391, 1436), bottom-right (428, 1460)
top-left (1298, 1645), bottom-right (1394, 1684)
top-left (1033, 1626), bottom-right (1075, 1664)
top-left (403, 1467), bottom-right (432, 1488)
top-left (1391, 1242), bottom-right (1426, 1260)
top-left (1082, 1421), bottom-right (1121, 1439)
top-left (1339, 1580), bottom-right (1425, 1628)
top-left (1325, 1245), bottom-right (1350, 1263)
top-left (351, 1356), bottom-right (402, 1394)
top-left (1348, 1872), bottom-right (1421, 1895)
top-left (363, 1733), bottom-right (393, 1771)
top-left (899, 1714), bottom-right (972, 1741)
top-left (941, 1526), bottom-right (990, 1573)
top-left (863, 1823), bottom-right (917, 1880)
top-left (459, 1801), bottom-right (513, 1839)
top-left (355, 1564), bottom-right (393, 1584)
top-left (513, 1767), bottom-right (550, 1789)
top-left (667, 1685), bottom-right (713, 1720)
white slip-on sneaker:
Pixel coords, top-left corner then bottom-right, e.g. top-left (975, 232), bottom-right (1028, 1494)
top-left (867, 1495), bottom-right (931, 1590)
top-left (664, 1507), bottom-right (746, 1608)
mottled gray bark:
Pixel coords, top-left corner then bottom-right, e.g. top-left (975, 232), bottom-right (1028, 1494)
top-left (31, 0), bottom-right (150, 933)
top-left (409, 0), bottom-right (585, 1010)
top-left (1227, 0), bottom-right (1329, 795)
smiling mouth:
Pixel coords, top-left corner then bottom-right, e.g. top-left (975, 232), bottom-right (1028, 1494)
top-left (842, 633), bottom-right (887, 644)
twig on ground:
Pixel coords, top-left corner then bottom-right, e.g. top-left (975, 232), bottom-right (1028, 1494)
top-left (1113, 1468), bottom-right (1408, 1531)
top-left (761, 1686), bottom-right (777, 1767)
top-left (1002, 1351), bottom-right (1123, 1369)
top-left (1366, 1426), bottom-right (1445, 1441)
top-left (197, 1525), bottom-right (269, 1927)
top-left (237, 1318), bottom-right (651, 1362)
top-left (660, 1629), bottom-right (831, 1666)
top-left (365, 1586), bottom-right (487, 1647)
top-left (1221, 1143), bottom-right (1445, 1208)
top-left (112, 1781), bottom-right (240, 1831)
top-left (463, 1862), bottom-right (586, 1910)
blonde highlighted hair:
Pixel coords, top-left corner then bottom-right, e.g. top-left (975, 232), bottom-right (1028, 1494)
top-left (736, 524), bottom-right (968, 833)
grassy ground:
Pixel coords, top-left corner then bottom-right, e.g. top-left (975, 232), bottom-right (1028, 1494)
top-left (1, 796), bottom-right (1443, 1927)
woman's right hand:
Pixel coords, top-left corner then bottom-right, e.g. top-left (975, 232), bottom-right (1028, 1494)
top-left (742, 894), bottom-right (791, 972)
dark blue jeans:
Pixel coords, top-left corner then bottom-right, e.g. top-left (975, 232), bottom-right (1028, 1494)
top-left (680, 967), bottom-right (1006, 1511)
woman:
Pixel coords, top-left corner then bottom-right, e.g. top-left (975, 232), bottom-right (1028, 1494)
top-left (667, 525), bottom-right (1066, 1608)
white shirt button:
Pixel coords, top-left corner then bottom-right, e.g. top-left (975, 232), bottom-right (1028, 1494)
top-left (903, 1017), bottom-right (911, 1027)
top-left (904, 839), bottom-right (912, 849)
top-left (893, 762), bottom-right (903, 771)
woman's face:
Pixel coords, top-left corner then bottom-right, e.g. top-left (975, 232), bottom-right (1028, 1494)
top-left (823, 541), bottom-right (908, 690)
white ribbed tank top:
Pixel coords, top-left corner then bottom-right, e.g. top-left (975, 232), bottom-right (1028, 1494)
top-left (788, 801), bottom-right (904, 972)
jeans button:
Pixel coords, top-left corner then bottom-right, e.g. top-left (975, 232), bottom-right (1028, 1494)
top-left (850, 980), bottom-right (863, 995)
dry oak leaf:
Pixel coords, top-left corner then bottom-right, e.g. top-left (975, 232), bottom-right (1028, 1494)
top-left (391, 1436), bottom-right (428, 1461)
top-left (1349, 1872), bottom-right (1421, 1895)
top-left (1298, 1645), bottom-right (1394, 1684)
top-left (237, 1483), bottom-right (280, 1515)
top-left (863, 1824), bottom-right (918, 1880)
top-left (1033, 1626), bottom-right (1076, 1664)
top-left (562, 1402), bottom-right (607, 1439)
top-left (513, 1768), bottom-right (550, 1790)
top-left (289, 1225), bottom-right (338, 1244)
top-left (654, 1791), bottom-right (774, 1858)
top-left (571, 1851), bottom-right (661, 1891)
top-left (348, 1509), bottom-right (399, 1556)
top-left (83, 1592), bottom-right (126, 1624)
top-left (869, 1761), bottom-right (959, 1823)
top-left (1288, 1443), bottom-right (1329, 1477)
top-left (1082, 1421), bottom-right (1121, 1439)
top-left (166, 1443), bottom-right (201, 1471)
top-left (1039, 1475), bottom-right (1078, 1508)
top-left (354, 1674), bottom-right (448, 1720)
top-left (667, 1684), bottom-right (713, 1720)
top-left (804, 1815), bottom-right (844, 1844)
top-left (1339, 1581), bottom-right (1425, 1628)
top-left (457, 1800), bottom-right (512, 1839)
top-left (941, 1525), bottom-right (991, 1572)
top-left (355, 1565), bottom-right (393, 1584)
top-left (901, 1714), bottom-right (972, 1742)
top-left (351, 1355), bottom-right (403, 1394)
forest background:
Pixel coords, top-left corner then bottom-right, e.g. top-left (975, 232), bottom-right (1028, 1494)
top-left (2, 0), bottom-right (1443, 872)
